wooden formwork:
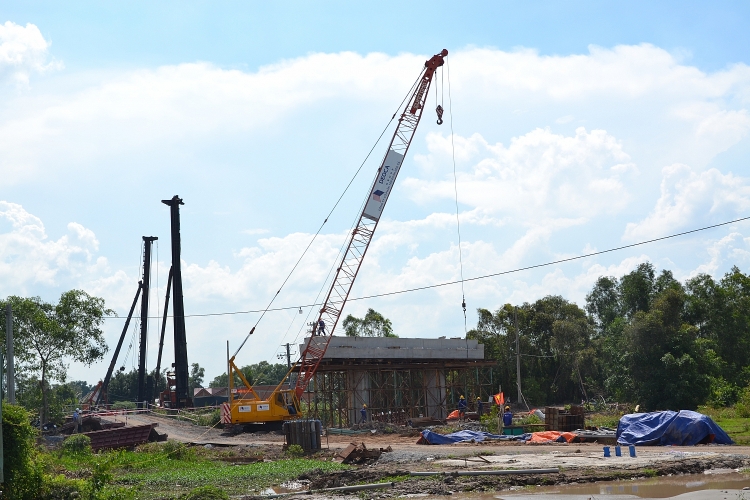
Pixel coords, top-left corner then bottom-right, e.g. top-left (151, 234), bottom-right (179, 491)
top-left (544, 405), bottom-right (585, 432)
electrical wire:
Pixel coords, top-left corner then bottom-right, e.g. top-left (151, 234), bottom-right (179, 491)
top-left (103, 210), bottom-right (750, 320)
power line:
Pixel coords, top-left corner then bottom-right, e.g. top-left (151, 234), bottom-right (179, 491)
top-left (102, 215), bottom-right (750, 320)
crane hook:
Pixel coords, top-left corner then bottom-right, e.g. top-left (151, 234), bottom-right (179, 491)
top-left (436, 105), bottom-right (444, 125)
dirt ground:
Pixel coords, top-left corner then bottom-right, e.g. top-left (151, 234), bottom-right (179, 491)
top-left (113, 413), bottom-right (750, 498)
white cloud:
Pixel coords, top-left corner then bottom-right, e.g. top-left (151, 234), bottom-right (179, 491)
top-left (0, 52), bottom-right (423, 184)
top-left (624, 164), bottom-right (750, 241)
top-left (2, 43), bottom-right (750, 186)
top-left (183, 231), bottom-right (348, 302)
top-left (451, 44), bottom-right (750, 101)
top-left (687, 232), bottom-right (750, 278)
top-left (407, 127), bottom-right (635, 221)
top-left (0, 201), bottom-right (105, 293)
top-left (0, 21), bottom-right (61, 85)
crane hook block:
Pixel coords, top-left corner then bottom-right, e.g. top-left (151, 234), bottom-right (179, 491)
top-left (436, 105), bottom-right (444, 125)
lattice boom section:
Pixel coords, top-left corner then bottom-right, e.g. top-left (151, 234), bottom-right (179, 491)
top-left (294, 51), bottom-right (446, 398)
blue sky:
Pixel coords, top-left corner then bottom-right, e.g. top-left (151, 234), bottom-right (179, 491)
top-left (1, 2), bottom-right (750, 385)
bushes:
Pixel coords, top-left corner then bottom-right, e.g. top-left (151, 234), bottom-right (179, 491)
top-left (735, 386), bottom-right (750, 418)
top-left (707, 377), bottom-right (740, 408)
top-left (196, 409), bottom-right (221, 427)
top-left (61, 434), bottom-right (92, 456)
top-left (284, 444), bottom-right (304, 458)
top-left (111, 401), bottom-right (136, 410)
top-left (479, 405), bottom-right (500, 433)
top-left (1, 403), bottom-right (44, 499)
top-left (163, 440), bottom-right (195, 461)
top-left (518, 413), bottom-right (543, 427)
top-left (40, 475), bottom-right (86, 500)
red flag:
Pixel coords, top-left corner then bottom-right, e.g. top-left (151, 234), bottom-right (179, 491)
top-left (493, 392), bottom-right (504, 405)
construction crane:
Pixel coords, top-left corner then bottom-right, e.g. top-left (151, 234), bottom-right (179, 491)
top-left (223, 48), bottom-right (448, 430)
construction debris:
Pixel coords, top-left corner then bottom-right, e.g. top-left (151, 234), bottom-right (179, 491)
top-left (83, 423), bottom-right (159, 451)
top-left (60, 415), bottom-right (125, 435)
top-left (337, 442), bottom-right (392, 465)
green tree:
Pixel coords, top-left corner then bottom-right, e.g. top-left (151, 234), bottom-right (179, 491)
top-left (343, 308), bottom-right (396, 337)
top-left (619, 262), bottom-right (655, 317)
top-left (190, 363), bottom-right (205, 392)
top-left (107, 368), bottom-right (138, 402)
top-left (1, 404), bottom-right (43, 499)
top-left (208, 361), bottom-right (288, 388)
top-left (1, 290), bottom-right (113, 425)
top-left (684, 267), bottom-right (750, 394)
top-left (624, 287), bottom-right (718, 409)
top-left (586, 276), bottom-right (620, 332)
top-left (469, 297), bottom-right (596, 405)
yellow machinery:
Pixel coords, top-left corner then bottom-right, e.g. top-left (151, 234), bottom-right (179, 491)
top-left (223, 349), bottom-right (300, 431)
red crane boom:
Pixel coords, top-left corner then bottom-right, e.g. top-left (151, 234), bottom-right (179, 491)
top-left (294, 49), bottom-right (448, 398)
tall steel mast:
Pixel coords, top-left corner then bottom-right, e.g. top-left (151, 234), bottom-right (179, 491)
top-left (137, 236), bottom-right (157, 406)
top-left (162, 195), bottom-right (191, 408)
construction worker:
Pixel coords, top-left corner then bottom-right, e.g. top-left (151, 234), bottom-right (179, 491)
top-left (360, 404), bottom-right (367, 424)
top-left (477, 397), bottom-right (484, 418)
top-left (458, 395), bottom-right (467, 421)
top-left (318, 319), bottom-right (326, 336)
top-left (72, 408), bottom-right (82, 433)
top-left (503, 405), bottom-right (513, 427)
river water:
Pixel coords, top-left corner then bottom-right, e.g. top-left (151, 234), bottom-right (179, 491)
top-left (444, 471), bottom-right (750, 499)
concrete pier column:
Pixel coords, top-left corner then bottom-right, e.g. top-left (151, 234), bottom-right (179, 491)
top-left (425, 369), bottom-right (447, 419)
top-left (347, 370), bottom-right (370, 425)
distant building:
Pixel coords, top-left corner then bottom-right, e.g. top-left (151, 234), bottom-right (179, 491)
top-left (193, 386), bottom-right (229, 407)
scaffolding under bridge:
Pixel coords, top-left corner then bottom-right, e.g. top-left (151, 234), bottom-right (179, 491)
top-left (295, 336), bottom-right (494, 427)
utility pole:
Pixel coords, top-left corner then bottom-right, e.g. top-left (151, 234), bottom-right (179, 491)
top-left (277, 343), bottom-right (293, 368)
top-left (515, 307), bottom-right (521, 405)
top-left (137, 236), bottom-right (157, 407)
top-left (1, 310), bottom-right (4, 484)
top-left (5, 304), bottom-right (14, 404)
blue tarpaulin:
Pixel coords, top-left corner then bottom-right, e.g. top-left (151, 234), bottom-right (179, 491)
top-left (616, 410), bottom-right (733, 446)
top-left (420, 429), bottom-right (517, 444)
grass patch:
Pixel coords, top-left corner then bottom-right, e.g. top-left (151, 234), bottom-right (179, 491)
top-left (117, 458), bottom-right (348, 495)
top-left (642, 468), bottom-right (658, 477)
top-left (44, 442), bottom-right (350, 499)
top-left (386, 474), bottom-right (411, 483)
top-left (586, 412), bottom-right (624, 429)
top-left (698, 405), bottom-right (750, 445)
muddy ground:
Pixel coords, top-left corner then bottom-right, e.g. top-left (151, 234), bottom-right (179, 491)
top-left (117, 413), bottom-right (750, 498)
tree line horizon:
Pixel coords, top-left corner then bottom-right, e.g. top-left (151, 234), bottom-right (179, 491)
top-left (3, 261), bottom-right (749, 422)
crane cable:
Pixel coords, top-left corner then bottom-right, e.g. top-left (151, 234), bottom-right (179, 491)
top-left (446, 56), bottom-right (468, 333)
top-left (232, 68), bottom-right (427, 358)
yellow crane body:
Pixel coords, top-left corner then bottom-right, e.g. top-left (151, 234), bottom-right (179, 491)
top-left (222, 357), bottom-right (300, 430)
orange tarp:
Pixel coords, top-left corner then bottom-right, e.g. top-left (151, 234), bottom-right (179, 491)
top-left (529, 431), bottom-right (576, 443)
top-left (447, 410), bottom-right (460, 420)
